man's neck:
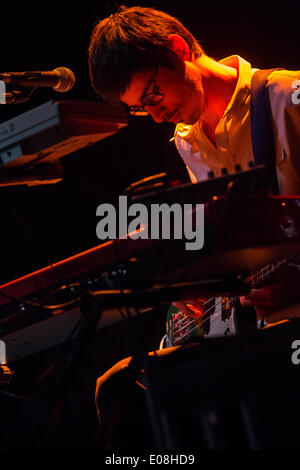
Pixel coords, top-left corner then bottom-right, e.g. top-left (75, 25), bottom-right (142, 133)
top-left (196, 55), bottom-right (238, 144)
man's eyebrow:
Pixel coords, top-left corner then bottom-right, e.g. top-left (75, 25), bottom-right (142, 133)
top-left (138, 70), bottom-right (156, 103)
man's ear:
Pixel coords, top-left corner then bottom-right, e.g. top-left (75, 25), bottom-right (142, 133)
top-left (166, 34), bottom-right (190, 61)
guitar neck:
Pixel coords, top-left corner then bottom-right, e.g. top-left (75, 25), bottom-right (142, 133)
top-left (251, 257), bottom-right (288, 288)
top-left (227, 257), bottom-right (288, 308)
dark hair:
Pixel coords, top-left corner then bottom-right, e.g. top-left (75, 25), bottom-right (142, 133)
top-left (88, 5), bottom-right (204, 103)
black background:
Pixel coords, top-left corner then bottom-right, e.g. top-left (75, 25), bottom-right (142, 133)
top-left (0, 1), bottom-right (299, 452)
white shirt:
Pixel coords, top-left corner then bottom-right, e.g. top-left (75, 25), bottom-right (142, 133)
top-left (174, 55), bottom-right (300, 195)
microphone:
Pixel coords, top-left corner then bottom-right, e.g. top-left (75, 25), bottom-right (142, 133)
top-left (0, 67), bottom-right (75, 92)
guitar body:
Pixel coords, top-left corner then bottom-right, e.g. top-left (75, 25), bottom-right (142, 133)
top-left (165, 297), bottom-right (238, 347)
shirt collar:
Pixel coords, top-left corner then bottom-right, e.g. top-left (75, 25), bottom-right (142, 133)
top-left (218, 55), bottom-right (252, 117)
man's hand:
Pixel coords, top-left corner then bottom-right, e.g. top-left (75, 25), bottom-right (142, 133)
top-left (240, 285), bottom-right (282, 318)
top-left (240, 265), bottom-right (300, 323)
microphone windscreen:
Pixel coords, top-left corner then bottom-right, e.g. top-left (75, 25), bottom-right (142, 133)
top-left (54, 67), bottom-right (75, 92)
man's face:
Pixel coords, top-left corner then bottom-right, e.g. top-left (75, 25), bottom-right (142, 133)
top-left (120, 62), bottom-right (205, 125)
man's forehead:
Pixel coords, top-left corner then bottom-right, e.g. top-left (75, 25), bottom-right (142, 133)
top-left (120, 69), bottom-right (153, 106)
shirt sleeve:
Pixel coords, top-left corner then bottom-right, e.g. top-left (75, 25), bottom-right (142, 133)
top-left (267, 70), bottom-right (300, 195)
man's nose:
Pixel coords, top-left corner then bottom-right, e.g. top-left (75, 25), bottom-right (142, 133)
top-left (145, 104), bottom-right (166, 123)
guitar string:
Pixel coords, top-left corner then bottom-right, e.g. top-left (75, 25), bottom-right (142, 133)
top-left (172, 297), bottom-right (236, 343)
top-left (171, 258), bottom-right (288, 342)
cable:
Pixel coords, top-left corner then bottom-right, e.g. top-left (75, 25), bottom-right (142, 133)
top-left (0, 288), bottom-right (80, 312)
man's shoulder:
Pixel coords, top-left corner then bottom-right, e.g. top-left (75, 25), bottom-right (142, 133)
top-left (268, 68), bottom-right (300, 80)
top-left (263, 68), bottom-right (300, 107)
top-left (266, 68), bottom-right (300, 93)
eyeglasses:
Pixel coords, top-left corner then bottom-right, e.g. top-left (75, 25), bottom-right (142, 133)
top-left (129, 68), bottom-right (164, 116)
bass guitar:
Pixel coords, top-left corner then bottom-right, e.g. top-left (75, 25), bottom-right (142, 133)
top-left (162, 256), bottom-right (293, 348)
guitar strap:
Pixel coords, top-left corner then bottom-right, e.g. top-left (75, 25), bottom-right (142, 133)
top-left (250, 68), bottom-right (283, 195)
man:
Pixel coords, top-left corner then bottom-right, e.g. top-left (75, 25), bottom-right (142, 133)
top-left (89, 5), bottom-right (300, 322)
top-left (88, 5), bottom-right (300, 447)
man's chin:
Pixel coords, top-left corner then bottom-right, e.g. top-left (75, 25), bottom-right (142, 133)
top-left (182, 110), bottom-right (201, 125)
top-left (181, 117), bottom-right (199, 125)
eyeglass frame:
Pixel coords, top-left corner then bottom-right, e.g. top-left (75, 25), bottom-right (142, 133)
top-left (128, 67), bottom-right (164, 116)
